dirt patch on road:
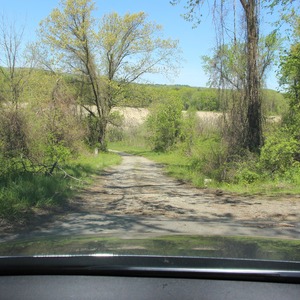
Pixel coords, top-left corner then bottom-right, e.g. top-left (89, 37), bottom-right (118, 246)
top-left (73, 152), bottom-right (300, 225)
top-left (1, 151), bottom-right (300, 241)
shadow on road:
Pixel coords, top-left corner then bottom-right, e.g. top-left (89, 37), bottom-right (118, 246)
top-left (1, 150), bottom-right (300, 242)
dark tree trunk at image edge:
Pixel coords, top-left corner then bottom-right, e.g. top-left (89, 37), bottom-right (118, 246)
top-left (241, 0), bottom-right (262, 152)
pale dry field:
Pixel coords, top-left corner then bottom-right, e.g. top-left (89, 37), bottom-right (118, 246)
top-left (112, 107), bottom-right (278, 127)
top-left (113, 107), bottom-right (223, 128)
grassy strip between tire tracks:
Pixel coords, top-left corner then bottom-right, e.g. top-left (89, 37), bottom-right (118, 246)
top-left (0, 152), bottom-right (122, 223)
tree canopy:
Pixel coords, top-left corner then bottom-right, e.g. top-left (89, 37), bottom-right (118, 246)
top-left (39, 0), bottom-right (180, 150)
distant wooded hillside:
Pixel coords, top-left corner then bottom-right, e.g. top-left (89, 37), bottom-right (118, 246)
top-left (0, 68), bottom-right (286, 116)
top-left (119, 83), bottom-right (287, 115)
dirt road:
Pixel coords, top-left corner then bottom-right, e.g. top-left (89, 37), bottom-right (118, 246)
top-left (2, 151), bottom-right (300, 241)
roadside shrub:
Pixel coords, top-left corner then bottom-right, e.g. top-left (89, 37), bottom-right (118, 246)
top-left (283, 163), bottom-right (300, 186)
top-left (179, 109), bottom-right (198, 155)
top-left (234, 167), bottom-right (260, 184)
top-left (147, 96), bottom-right (183, 152)
top-left (25, 82), bottom-right (85, 172)
top-left (259, 129), bottom-right (300, 175)
top-left (45, 137), bottom-right (72, 166)
top-left (0, 109), bottom-right (29, 172)
top-left (221, 151), bottom-right (261, 184)
top-left (0, 110), bottom-right (28, 157)
top-left (188, 135), bottom-right (227, 181)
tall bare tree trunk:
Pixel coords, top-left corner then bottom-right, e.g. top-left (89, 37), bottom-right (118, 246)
top-left (241, 0), bottom-right (262, 152)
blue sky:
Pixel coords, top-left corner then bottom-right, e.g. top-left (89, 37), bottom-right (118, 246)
top-left (1, 0), bottom-right (281, 89)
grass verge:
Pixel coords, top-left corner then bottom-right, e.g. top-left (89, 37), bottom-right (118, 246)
top-left (0, 151), bottom-right (122, 223)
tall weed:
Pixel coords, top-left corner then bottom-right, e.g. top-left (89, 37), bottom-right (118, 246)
top-left (0, 173), bottom-right (70, 221)
top-left (187, 135), bottom-right (226, 181)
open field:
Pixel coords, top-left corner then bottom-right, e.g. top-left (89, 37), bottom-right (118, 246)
top-left (78, 106), bottom-right (224, 127)
top-left (111, 107), bottom-right (278, 128)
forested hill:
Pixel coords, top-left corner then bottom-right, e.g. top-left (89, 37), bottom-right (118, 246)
top-left (120, 83), bottom-right (287, 115)
top-left (1, 67), bottom-right (286, 116)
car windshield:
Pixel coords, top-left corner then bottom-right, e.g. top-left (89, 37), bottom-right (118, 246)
top-left (0, 0), bottom-right (300, 265)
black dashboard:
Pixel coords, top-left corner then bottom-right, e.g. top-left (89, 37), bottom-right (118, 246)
top-left (1, 255), bottom-right (300, 299)
top-left (1, 275), bottom-right (300, 300)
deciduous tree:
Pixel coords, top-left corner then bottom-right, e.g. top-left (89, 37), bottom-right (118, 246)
top-left (171, 0), bottom-right (274, 152)
top-left (0, 18), bottom-right (35, 108)
top-left (40, 0), bottom-right (180, 150)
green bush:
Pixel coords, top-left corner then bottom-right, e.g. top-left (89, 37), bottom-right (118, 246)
top-left (147, 96), bottom-right (183, 152)
top-left (44, 134), bottom-right (72, 164)
top-left (234, 168), bottom-right (260, 184)
top-left (259, 129), bottom-right (300, 175)
top-left (179, 109), bottom-right (198, 155)
top-left (281, 165), bottom-right (300, 183)
top-left (187, 135), bottom-right (226, 181)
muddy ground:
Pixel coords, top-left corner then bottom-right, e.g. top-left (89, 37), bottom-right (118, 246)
top-left (1, 151), bottom-right (300, 242)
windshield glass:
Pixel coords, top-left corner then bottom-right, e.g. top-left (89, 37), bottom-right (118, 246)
top-left (0, 0), bottom-right (300, 264)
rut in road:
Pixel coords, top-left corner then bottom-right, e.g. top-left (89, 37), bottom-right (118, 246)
top-left (2, 151), bottom-right (300, 241)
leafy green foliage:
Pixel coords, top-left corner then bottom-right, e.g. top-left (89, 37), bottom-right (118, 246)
top-left (260, 129), bottom-right (300, 175)
top-left (187, 135), bottom-right (226, 182)
top-left (122, 84), bottom-right (221, 111)
top-left (0, 110), bottom-right (28, 161)
top-left (119, 83), bottom-right (285, 115)
top-left (0, 152), bottom-right (121, 223)
top-left (279, 28), bottom-right (300, 140)
top-left (44, 136), bottom-right (72, 166)
top-left (99, 11), bottom-right (180, 83)
top-left (147, 96), bottom-right (183, 151)
top-left (229, 153), bottom-right (261, 184)
top-left (39, 0), bottom-right (181, 149)
top-left (234, 168), bottom-right (260, 184)
top-left (179, 109), bottom-right (198, 155)
top-left (258, 17), bottom-right (300, 180)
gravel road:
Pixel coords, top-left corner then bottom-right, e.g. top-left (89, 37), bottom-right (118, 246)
top-left (2, 151), bottom-right (300, 241)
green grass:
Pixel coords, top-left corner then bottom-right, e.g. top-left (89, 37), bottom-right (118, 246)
top-left (0, 151), bottom-right (122, 223)
top-left (0, 174), bottom-right (65, 222)
top-left (109, 141), bottom-right (151, 155)
top-left (219, 179), bottom-right (300, 196)
top-left (65, 151), bottom-right (122, 183)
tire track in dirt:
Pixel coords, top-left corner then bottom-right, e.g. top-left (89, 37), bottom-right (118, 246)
top-left (2, 151), bottom-right (300, 241)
